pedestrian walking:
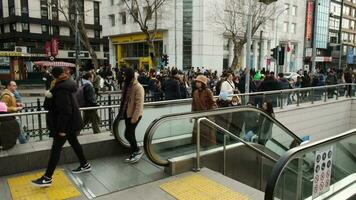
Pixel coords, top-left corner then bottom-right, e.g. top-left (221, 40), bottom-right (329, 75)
top-left (191, 75), bottom-right (217, 147)
top-left (118, 67), bottom-right (145, 163)
top-left (32, 67), bottom-right (91, 187)
top-left (82, 72), bottom-right (100, 134)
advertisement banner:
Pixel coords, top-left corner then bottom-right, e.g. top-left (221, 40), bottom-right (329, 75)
top-left (45, 41), bottom-right (51, 57)
top-left (51, 38), bottom-right (59, 57)
top-left (312, 146), bottom-right (333, 199)
top-left (305, 1), bottom-right (314, 41)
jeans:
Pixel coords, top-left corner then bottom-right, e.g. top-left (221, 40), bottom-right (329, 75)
top-left (124, 117), bottom-right (142, 154)
top-left (45, 132), bottom-right (87, 178)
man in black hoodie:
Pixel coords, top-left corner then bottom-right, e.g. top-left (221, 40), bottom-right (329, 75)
top-left (32, 67), bottom-right (91, 187)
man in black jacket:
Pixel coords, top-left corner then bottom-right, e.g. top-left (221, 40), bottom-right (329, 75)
top-left (32, 67), bottom-right (91, 187)
top-left (82, 72), bottom-right (100, 134)
top-left (162, 69), bottom-right (181, 100)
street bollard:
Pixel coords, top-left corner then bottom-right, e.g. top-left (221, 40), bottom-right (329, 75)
top-left (37, 98), bottom-right (43, 141)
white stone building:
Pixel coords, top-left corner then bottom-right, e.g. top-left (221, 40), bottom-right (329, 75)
top-left (103, 0), bottom-right (306, 74)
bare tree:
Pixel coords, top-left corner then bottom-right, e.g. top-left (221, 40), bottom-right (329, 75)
top-left (56, 0), bottom-right (100, 70)
top-left (122, 0), bottom-right (169, 68)
top-left (213, 0), bottom-right (277, 69)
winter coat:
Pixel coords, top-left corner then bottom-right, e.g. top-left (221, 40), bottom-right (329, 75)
top-left (44, 79), bottom-right (83, 136)
top-left (163, 76), bottom-right (181, 100)
top-left (192, 88), bottom-right (217, 147)
top-left (0, 89), bottom-right (17, 113)
top-left (0, 112), bottom-right (20, 150)
top-left (126, 80), bottom-right (144, 122)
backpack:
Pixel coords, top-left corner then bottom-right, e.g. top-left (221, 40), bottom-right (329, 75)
top-left (74, 81), bottom-right (86, 108)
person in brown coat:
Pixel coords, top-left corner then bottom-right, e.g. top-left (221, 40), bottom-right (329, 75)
top-left (118, 67), bottom-right (145, 163)
top-left (192, 75), bottom-right (217, 147)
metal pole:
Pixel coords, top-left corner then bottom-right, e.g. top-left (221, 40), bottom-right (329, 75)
top-left (75, 1), bottom-right (80, 81)
top-left (311, 0), bottom-right (319, 73)
top-left (258, 30), bottom-right (263, 70)
top-left (245, 1), bottom-right (252, 96)
top-left (338, 0), bottom-right (344, 69)
top-left (195, 118), bottom-right (201, 172)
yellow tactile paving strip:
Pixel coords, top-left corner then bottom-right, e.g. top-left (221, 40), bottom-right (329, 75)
top-left (7, 169), bottom-right (81, 200)
top-left (160, 174), bottom-right (250, 200)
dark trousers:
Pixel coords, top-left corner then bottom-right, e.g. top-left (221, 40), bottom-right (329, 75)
top-left (124, 117), bottom-right (142, 154)
top-left (83, 110), bottom-right (100, 134)
top-left (45, 133), bottom-right (87, 178)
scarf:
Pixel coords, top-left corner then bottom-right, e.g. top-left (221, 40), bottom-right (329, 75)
top-left (118, 80), bottom-right (134, 120)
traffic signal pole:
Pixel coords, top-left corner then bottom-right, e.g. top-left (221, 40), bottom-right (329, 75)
top-left (245, 0), bottom-right (252, 96)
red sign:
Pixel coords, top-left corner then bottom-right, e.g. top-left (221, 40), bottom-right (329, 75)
top-left (305, 1), bottom-right (314, 41)
top-left (51, 38), bottom-right (59, 57)
top-left (45, 41), bottom-right (51, 57)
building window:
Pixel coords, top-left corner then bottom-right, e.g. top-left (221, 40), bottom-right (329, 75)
top-left (53, 26), bottom-right (59, 35)
top-left (291, 23), bottom-right (296, 34)
top-left (329, 18), bottom-right (340, 30)
top-left (21, 0), bottom-right (29, 16)
top-left (41, 0), bottom-right (48, 19)
top-left (109, 14), bottom-right (115, 26)
top-left (111, 0), bottom-right (114, 6)
top-left (52, 0), bottom-right (59, 20)
top-left (94, 2), bottom-right (100, 25)
top-left (183, 0), bottom-right (192, 70)
top-left (8, 0), bottom-right (15, 16)
top-left (10, 23), bottom-right (16, 32)
top-left (284, 3), bottom-right (290, 14)
top-left (133, 9), bottom-right (139, 20)
top-left (22, 23), bottom-right (29, 31)
top-left (0, 0), bottom-right (3, 19)
top-left (120, 12), bottom-right (126, 24)
top-left (42, 24), bottom-right (48, 33)
top-left (283, 22), bottom-right (289, 32)
top-left (94, 30), bottom-right (100, 38)
top-left (291, 5), bottom-right (297, 16)
top-left (144, 6), bottom-right (152, 20)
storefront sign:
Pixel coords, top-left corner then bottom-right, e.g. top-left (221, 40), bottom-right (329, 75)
top-left (0, 52), bottom-right (21, 57)
top-left (312, 146), bottom-right (333, 199)
top-left (305, 1), bottom-right (314, 41)
top-left (45, 41), bottom-right (52, 57)
top-left (51, 38), bottom-right (59, 57)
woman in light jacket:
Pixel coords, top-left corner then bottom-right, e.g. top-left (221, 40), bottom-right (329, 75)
top-left (192, 75), bottom-right (217, 147)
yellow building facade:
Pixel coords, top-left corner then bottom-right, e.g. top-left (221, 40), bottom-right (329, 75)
top-left (111, 32), bottom-right (164, 70)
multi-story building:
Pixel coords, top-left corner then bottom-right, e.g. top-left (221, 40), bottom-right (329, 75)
top-left (103, 0), bottom-right (306, 73)
top-left (329, 0), bottom-right (356, 68)
top-left (0, 0), bottom-right (107, 81)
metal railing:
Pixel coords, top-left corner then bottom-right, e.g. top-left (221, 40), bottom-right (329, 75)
top-left (1, 83), bottom-right (354, 142)
top-left (195, 117), bottom-right (278, 175)
top-left (264, 128), bottom-right (356, 200)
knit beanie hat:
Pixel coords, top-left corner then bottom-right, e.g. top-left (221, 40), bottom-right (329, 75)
top-left (51, 67), bottom-right (64, 79)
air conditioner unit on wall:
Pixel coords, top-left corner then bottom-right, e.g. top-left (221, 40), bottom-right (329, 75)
top-left (15, 46), bottom-right (27, 54)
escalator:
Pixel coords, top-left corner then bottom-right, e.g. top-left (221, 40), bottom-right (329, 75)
top-left (142, 106), bottom-right (303, 191)
top-left (265, 129), bottom-right (356, 200)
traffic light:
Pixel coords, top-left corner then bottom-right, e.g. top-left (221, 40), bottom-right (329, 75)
top-left (161, 54), bottom-right (169, 66)
top-left (271, 47), bottom-right (278, 60)
top-left (279, 46), bottom-right (285, 66)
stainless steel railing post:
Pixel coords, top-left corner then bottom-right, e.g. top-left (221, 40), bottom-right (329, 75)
top-left (223, 134), bottom-right (227, 175)
top-left (195, 118), bottom-right (204, 172)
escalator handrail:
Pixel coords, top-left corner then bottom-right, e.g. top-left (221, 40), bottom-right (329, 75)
top-left (199, 117), bottom-right (278, 163)
top-left (144, 106), bottom-right (302, 166)
top-left (264, 128), bottom-right (356, 200)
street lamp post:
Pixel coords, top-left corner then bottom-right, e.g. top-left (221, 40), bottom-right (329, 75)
top-left (245, 0), bottom-right (253, 95)
top-left (75, 1), bottom-right (81, 81)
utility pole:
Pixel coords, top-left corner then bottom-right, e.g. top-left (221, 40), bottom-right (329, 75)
top-left (258, 30), bottom-right (263, 70)
top-left (245, 0), bottom-right (252, 95)
top-left (338, 0), bottom-right (344, 69)
top-left (311, 0), bottom-right (319, 73)
top-left (75, 1), bottom-right (81, 81)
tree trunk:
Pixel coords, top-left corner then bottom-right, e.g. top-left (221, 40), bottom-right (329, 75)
top-left (146, 35), bottom-right (157, 69)
top-left (231, 41), bottom-right (244, 70)
top-left (80, 21), bottom-right (99, 70)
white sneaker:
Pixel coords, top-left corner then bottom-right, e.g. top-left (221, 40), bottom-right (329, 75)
top-left (125, 150), bottom-right (144, 164)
